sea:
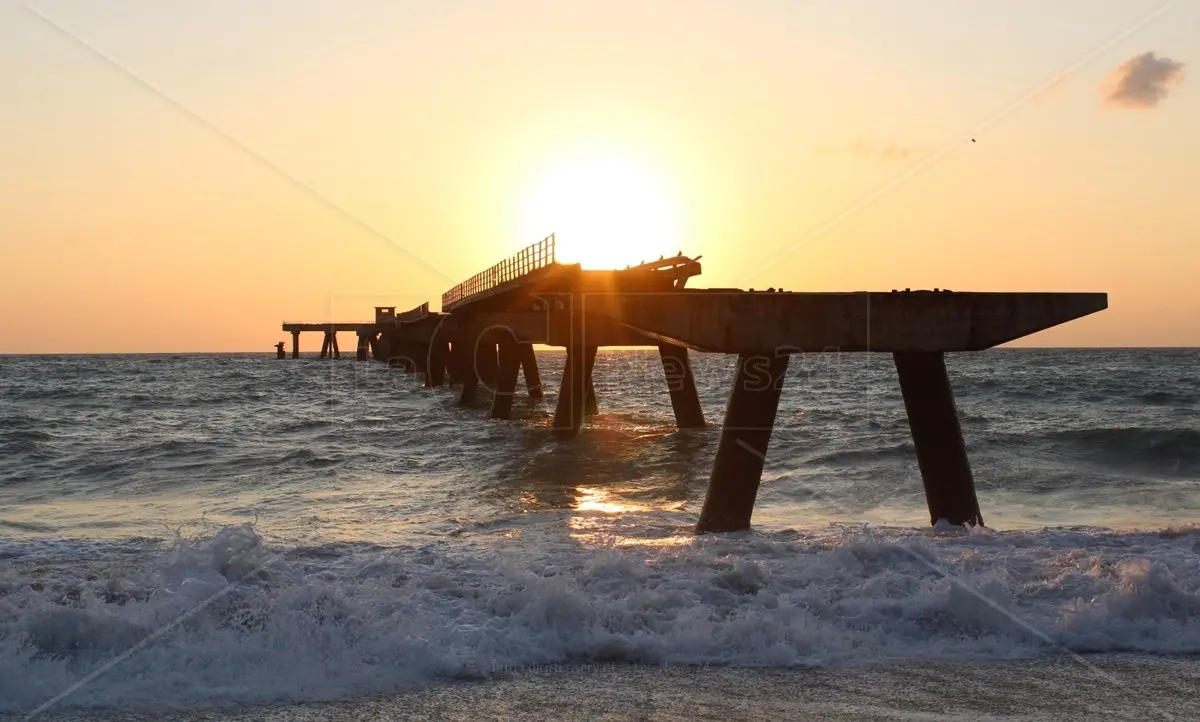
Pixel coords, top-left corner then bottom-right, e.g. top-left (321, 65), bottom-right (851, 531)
top-left (1, 348), bottom-right (1199, 720)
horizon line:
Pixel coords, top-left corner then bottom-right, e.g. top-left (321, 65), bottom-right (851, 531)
top-left (2, 345), bottom-right (1198, 357)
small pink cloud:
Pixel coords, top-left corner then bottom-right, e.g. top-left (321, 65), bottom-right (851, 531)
top-left (1102, 51), bottom-right (1185, 109)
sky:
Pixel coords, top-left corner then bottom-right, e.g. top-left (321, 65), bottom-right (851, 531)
top-left (1, 0), bottom-right (1197, 352)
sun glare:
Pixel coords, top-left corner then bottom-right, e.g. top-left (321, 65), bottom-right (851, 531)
top-left (519, 153), bottom-right (682, 269)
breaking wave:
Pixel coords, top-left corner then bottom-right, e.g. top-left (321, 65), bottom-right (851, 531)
top-left (3, 523), bottom-right (1200, 713)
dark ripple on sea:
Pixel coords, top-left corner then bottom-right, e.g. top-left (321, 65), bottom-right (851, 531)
top-left (0, 349), bottom-right (1197, 541)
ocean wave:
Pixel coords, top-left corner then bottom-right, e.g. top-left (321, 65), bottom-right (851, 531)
top-left (981, 427), bottom-right (1200, 471)
top-left (803, 442), bottom-right (913, 466)
top-left (279, 448), bottom-right (343, 468)
top-left (1047, 427), bottom-right (1200, 466)
top-left (0, 429), bottom-right (58, 456)
top-left (278, 419), bottom-right (336, 433)
top-left (7, 387), bottom-right (100, 402)
top-left (2, 524), bottom-right (1199, 713)
top-left (1139, 390), bottom-right (1198, 406)
top-left (0, 414), bottom-right (44, 430)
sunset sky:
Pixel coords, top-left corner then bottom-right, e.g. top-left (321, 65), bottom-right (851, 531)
top-left (2, 0), bottom-right (1196, 352)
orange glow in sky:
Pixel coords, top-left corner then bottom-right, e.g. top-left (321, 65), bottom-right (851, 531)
top-left (2, 1), bottom-right (1198, 352)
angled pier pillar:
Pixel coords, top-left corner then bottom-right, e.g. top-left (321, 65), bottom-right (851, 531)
top-left (319, 332), bottom-right (331, 359)
top-left (489, 337), bottom-right (521, 419)
top-left (291, 331), bottom-right (300, 359)
top-left (552, 345), bottom-right (598, 438)
top-left (584, 378), bottom-right (599, 416)
top-left (696, 352), bottom-right (790, 534)
top-left (658, 343), bottom-right (705, 428)
top-left (893, 352), bottom-right (983, 527)
top-left (518, 344), bottom-right (543, 400)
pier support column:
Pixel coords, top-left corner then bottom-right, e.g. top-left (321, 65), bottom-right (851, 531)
top-left (426, 341), bottom-right (448, 388)
top-left (458, 358), bottom-right (479, 405)
top-left (893, 352), bottom-right (983, 527)
top-left (582, 345), bottom-right (599, 416)
top-left (403, 342), bottom-right (428, 375)
top-left (427, 323), bottom-right (453, 388)
top-left (518, 344), bottom-right (543, 400)
top-left (458, 328), bottom-right (499, 406)
top-left (321, 331), bottom-right (340, 359)
top-left (696, 352), bottom-right (790, 534)
top-left (291, 331), bottom-right (300, 359)
top-left (474, 333), bottom-right (499, 389)
top-left (552, 345), bottom-right (598, 438)
top-left (356, 332), bottom-right (371, 362)
top-left (373, 333), bottom-right (390, 364)
top-left (584, 377), bottom-right (599, 416)
top-left (659, 343), bottom-right (705, 428)
top-left (446, 341), bottom-right (466, 385)
top-left (489, 338), bottom-right (521, 419)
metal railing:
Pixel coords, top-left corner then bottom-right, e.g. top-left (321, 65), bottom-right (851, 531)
top-left (441, 233), bottom-right (556, 308)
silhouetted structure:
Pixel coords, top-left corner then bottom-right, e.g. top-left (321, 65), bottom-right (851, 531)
top-left (280, 235), bottom-right (1107, 533)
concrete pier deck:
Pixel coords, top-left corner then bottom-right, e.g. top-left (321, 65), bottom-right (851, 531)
top-left (279, 236), bottom-right (1107, 533)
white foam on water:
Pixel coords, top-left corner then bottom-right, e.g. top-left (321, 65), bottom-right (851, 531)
top-left (2, 523), bottom-right (1200, 713)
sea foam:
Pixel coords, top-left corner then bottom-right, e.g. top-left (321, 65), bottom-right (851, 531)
top-left (2, 523), bottom-right (1200, 713)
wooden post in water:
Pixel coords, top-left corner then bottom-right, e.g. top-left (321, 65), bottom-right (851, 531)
top-left (518, 343), bottom-right (542, 400)
top-left (427, 323), bottom-right (453, 388)
top-left (474, 331), bottom-right (499, 389)
top-left (552, 344), bottom-right (598, 438)
top-left (696, 352), bottom-right (790, 533)
top-left (893, 351), bottom-right (983, 527)
top-left (584, 376), bottom-right (599, 416)
top-left (291, 331), bottom-right (300, 359)
top-left (490, 336), bottom-right (521, 419)
top-left (458, 327), bottom-right (499, 405)
top-left (659, 343), bottom-right (705, 428)
top-left (426, 341), bottom-right (448, 388)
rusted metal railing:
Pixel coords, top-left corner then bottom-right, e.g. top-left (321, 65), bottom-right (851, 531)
top-left (441, 233), bottom-right (556, 308)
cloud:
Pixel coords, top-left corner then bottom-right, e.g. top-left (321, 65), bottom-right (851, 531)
top-left (1102, 51), bottom-right (1185, 108)
top-left (818, 139), bottom-right (917, 162)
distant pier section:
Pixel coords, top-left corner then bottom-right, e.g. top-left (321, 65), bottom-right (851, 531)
top-left (281, 303), bottom-right (438, 361)
top-left (279, 233), bottom-right (1108, 534)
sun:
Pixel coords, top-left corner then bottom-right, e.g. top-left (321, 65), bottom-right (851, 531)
top-left (518, 152), bottom-right (682, 269)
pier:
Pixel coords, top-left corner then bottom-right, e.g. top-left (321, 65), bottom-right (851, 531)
top-left (281, 234), bottom-right (1108, 533)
